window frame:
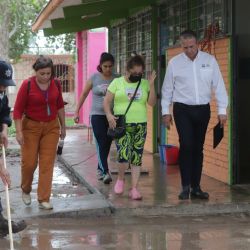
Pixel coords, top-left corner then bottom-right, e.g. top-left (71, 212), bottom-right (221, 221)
top-left (160, 0), bottom-right (228, 50)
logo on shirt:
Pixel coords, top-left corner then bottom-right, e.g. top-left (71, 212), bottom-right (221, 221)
top-left (98, 84), bottom-right (109, 98)
top-left (125, 88), bottom-right (142, 102)
top-left (202, 64), bottom-right (210, 68)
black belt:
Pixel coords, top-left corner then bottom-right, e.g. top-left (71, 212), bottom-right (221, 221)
top-left (24, 115), bottom-right (45, 123)
top-left (24, 115), bottom-right (56, 123)
top-left (174, 102), bottom-right (209, 107)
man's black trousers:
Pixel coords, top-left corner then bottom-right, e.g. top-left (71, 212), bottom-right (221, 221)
top-left (173, 103), bottom-right (210, 188)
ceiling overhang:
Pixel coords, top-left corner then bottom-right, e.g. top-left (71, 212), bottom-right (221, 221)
top-left (32, 0), bottom-right (156, 36)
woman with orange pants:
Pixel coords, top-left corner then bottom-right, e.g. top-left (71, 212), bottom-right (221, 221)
top-left (13, 57), bottom-right (66, 210)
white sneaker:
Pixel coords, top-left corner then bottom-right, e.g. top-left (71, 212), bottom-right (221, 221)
top-left (103, 173), bottom-right (112, 184)
top-left (96, 169), bottom-right (103, 180)
top-left (22, 191), bottom-right (31, 205)
top-left (39, 202), bottom-right (53, 210)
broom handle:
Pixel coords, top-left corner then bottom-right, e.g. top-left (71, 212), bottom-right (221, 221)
top-left (2, 146), bottom-right (14, 249)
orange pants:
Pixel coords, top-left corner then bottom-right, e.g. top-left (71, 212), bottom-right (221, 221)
top-left (21, 116), bottom-right (60, 202)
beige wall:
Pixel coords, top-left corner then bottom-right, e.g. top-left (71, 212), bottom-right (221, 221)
top-left (145, 104), bottom-right (153, 152)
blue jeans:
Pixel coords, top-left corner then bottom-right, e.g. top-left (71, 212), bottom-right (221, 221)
top-left (90, 115), bottom-right (113, 176)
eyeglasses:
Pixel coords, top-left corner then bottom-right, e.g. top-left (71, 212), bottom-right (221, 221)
top-left (36, 58), bottom-right (52, 64)
top-left (129, 70), bottom-right (145, 77)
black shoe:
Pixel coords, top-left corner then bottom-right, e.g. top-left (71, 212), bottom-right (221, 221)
top-left (0, 218), bottom-right (27, 237)
top-left (178, 186), bottom-right (190, 200)
top-left (191, 186), bottom-right (209, 199)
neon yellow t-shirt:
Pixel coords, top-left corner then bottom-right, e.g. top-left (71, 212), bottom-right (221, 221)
top-left (108, 76), bottom-right (150, 123)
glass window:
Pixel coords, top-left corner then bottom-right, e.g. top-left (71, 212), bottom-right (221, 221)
top-left (127, 8), bottom-right (152, 78)
top-left (111, 20), bottom-right (126, 76)
top-left (160, 0), bottom-right (227, 49)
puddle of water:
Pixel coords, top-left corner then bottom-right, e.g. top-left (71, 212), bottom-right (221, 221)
top-left (1, 215), bottom-right (250, 250)
top-left (50, 194), bottom-right (84, 198)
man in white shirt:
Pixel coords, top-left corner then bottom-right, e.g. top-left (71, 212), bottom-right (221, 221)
top-left (161, 30), bottom-right (228, 200)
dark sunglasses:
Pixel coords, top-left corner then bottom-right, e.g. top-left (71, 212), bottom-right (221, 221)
top-left (129, 70), bottom-right (145, 77)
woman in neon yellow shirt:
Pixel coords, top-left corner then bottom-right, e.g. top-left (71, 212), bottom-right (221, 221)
top-left (103, 55), bottom-right (156, 200)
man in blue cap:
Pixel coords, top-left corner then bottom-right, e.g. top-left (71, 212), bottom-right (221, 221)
top-left (0, 61), bottom-right (27, 237)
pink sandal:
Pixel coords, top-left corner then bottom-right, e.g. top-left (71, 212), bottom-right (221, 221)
top-left (129, 188), bottom-right (142, 200)
top-left (114, 179), bottom-right (125, 195)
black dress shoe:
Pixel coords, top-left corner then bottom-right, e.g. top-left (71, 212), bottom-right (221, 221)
top-left (178, 186), bottom-right (190, 200)
top-left (191, 187), bottom-right (209, 199)
top-left (0, 218), bottom-right (27, 237)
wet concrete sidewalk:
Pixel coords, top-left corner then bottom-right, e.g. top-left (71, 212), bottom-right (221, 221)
top-left (58, 129), bottom-right (250, 217)
top-left (0, 138), bottom-right (110, 220)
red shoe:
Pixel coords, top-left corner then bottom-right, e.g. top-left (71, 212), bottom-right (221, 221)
top-left (129, 188), bottom-right (142, 200)
top-left (114, 179), bottom-right (125, 195)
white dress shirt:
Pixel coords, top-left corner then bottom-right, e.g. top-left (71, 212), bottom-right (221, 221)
top-left (161, 50), bottom-right (228, 115)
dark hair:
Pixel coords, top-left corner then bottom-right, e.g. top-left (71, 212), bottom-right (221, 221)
top-left (126, 54), bottom-right (145, 71)
top-left (97, 52), bottom-right (115, 72)
top-left (180, 29), bottom-right (197, 42)
top-left (32, 56), bottom-right (55, 78)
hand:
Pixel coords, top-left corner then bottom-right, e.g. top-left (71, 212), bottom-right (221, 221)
top-left (60, 126), bottom-right (66, 140)
top-left (148, 70), bottom-right (157, 87)
top-left (16, 131), bottom-right (24, 146)
top-left (218, 115), bottom-right (227, 128)
top-left (0, 163), bottom-right (11, 188)
top-left (107, 114), bottom-right (119, 129)
top-left (163, 114), bottom-right (173, 130)
top-left (0, 131), bottom-right (8, 149)
top-left (74, 112), bottom-right (79, 124)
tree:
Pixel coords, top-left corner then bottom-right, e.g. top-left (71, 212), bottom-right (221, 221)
top-left (0, 0), bottom-right (76, 62)
top-left (44, 33), bottom-right (76, 54)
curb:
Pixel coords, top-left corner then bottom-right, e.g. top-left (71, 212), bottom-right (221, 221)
top-left (57, 155), bottom-right (250, 218)
top-left (113, 203), bottom-right (250, 217)
top-left (57, 155), bottom-right (102, 196)
top-left (29, 207), bottom-right (113, 220)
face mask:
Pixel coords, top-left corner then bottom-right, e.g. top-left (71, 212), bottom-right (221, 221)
top-left (129, 74), bottom-right (142, 83)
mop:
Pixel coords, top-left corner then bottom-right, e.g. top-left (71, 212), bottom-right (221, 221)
top-left (2, 145), bottom-right (14, 249)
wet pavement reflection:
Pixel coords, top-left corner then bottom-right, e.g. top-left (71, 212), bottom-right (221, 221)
top-left (1, 213), bottom-right (250, 249)
top-left (0, 159), bottom-right (91, 220)
top-left (31, 160), bottom-right (90, 199)
top-left (62, 130), bottom-right (250, 210)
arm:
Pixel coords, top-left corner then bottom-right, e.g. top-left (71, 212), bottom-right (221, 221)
top-left (0, 124), bottom-right (8, 148)
top-left (14, 119), bottom-right (24, 146)
top-left (55, 78), bottom-right (66, 139)
top-left (74, 79), bottom-right (92, 123)
top-left (57, 108), bottom-right (66, 140)
top-left (212, 59), bottom-right (229, 127)
top-left (13, 80), bottom-right (29, 146)
top-left (161, 62), bottom-right (174, 130)
top-left (0, 96), bottom-right (12, 148)
top-left (103, 91), bottom-right (118, 129)
top-left (0, 158), bottom-right (11, 187)
top-left (147, 70), bottom-right (157, 106)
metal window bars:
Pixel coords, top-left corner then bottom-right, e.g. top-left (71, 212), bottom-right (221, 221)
top-left (127, 7), bottom-right (153, 79)
top-left (54, 63), bottom-right (75, 93)
top-left (160, 0), bottom-right (227, 50)
top-left (111, 20), bottom-right (127, 76)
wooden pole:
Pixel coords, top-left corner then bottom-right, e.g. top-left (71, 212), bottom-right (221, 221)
top-left (2, 146), bottom-right (14, 249)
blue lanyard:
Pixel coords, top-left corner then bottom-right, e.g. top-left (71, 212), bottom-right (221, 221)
top-left (35, 77), bottom-right (51, 116)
